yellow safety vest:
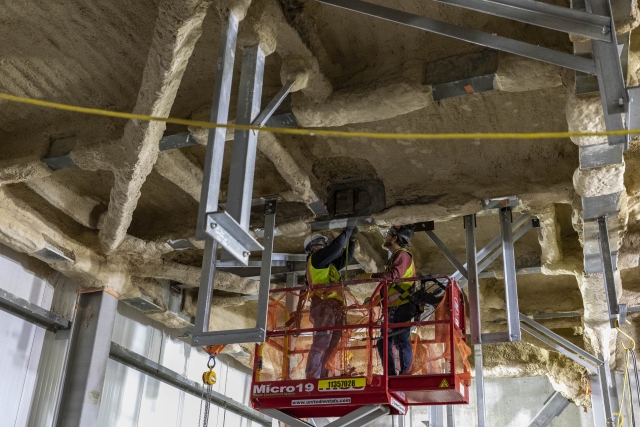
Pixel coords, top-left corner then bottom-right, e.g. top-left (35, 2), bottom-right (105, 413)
top-left (306, 255), bottom-right (344, 302)
top-left (386, 248), bottom-right (416, 307)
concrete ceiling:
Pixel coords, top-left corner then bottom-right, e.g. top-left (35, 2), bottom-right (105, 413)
top-left (3, 0), bottom-right (640, 405)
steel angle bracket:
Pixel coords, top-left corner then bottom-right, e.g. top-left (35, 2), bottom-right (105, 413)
top-left (205, 211), bottom-right (263, 266)
top-left (627, 86), bottom-right (640, 137)
top-left (481, 195), bottom-right (519, 210)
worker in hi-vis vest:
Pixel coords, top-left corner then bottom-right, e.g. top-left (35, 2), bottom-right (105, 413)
top-left (300, 221), bottom-right (358, 379)
top-left (361, 225), bottom-right (416, 375)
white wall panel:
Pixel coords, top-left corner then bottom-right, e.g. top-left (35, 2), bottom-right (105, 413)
top-left (0, 244), bottom-right (57, 427)
top-left (99, 302), bottom-right (257, 427)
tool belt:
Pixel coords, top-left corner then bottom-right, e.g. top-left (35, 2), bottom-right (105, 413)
top-left (391, 277), bottom-right (446, 311)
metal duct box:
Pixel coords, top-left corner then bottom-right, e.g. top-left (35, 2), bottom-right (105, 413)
top-left (121, 295), bottom-right (163, 313)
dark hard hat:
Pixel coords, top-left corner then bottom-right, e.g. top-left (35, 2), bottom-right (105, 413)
top-left (388, 224), bottom-right (414, 246)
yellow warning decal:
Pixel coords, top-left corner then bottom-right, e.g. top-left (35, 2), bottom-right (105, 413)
top-left (318, 378), bottom-right (366, 392)
top-left (439, 379), bottom-right (450, 388)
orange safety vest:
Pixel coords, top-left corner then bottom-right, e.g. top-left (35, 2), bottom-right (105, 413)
top-left (386, 248), bottom-right (416, 307)
top-left (306, 255), bottom-right (344, 302)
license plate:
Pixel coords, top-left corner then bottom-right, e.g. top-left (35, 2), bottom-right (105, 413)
top-left (318, 377), bottom-right (366, 392)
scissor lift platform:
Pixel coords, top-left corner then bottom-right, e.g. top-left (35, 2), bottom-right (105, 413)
top-left (250, 277), bottom-right (470, 424)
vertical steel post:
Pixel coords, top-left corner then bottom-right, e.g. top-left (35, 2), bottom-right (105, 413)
top-left (284, 272), bottom-right (298, 380)
top-left (465, 214), bottom-right (481, 344)
top-left (598, 216), bottom-right (619, 327)
top-left (196, 11), bottom-right (239, 240)
top-left (446, 405), bottom-right (455, 427)
top-left (499, 207), bottom-right (521, 341)
top-left (255, 199), bottom-right (278, 335)
top-left (429, 406), bottom-right (445, 427)
top-left (226, 45), bottom-right (265, 229)
top-left (474, 345), bottom-right (487, 427)
top-left (194, 238), bottom-right (218, 333)
top-left (55, 291), bottom-right (118, 427)
top-left (194, 12), bottom-right (239, 334)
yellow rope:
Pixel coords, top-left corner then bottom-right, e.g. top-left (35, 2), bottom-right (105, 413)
top-left (615, 320), bottom-right (636, 427)
top-left (2, 91), bottom-right (640, 141)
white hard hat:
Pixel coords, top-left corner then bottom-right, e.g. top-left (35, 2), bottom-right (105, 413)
top-left (304, 234), bottom-right (328, 254)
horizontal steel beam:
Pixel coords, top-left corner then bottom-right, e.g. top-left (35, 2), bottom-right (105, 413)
top-left (316, 0), bottom-right (597, 74)
top-left (310, 215), bottom-right (375, 232)
top-left (478, 265), bottom-right (541, 278)
top-left (0, 287), bottom-right (70, 332)
top-left (109, 343), bottom-right (271, 426)
top-left (191, 327), bottom-right (266, 346)
top-left (434, 0), bottom-right (611, 41)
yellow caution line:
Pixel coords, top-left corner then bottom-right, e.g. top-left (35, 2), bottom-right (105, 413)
top-left (0, 91), bottom-right (637, 141)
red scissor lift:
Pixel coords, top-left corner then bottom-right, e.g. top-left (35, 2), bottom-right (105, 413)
top-left (250, 276), bottom-right (471, 425)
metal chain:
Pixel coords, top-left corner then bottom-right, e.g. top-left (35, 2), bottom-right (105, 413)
top-left (198, 384), bottom-right (204, 427)
top-left (202, 384), bottom-right (212, 427)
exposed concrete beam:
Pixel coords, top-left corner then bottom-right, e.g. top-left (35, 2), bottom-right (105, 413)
top-left (26, 178), bottom-right (106, 229)
top-left (98, 0), bottom-right (213, 253)
top-left (0, 156), bottom-right (53, 185)
top-left (154, 150), bottom-right (203, 202)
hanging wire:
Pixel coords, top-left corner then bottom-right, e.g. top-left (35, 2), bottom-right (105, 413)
top-left (614, 320), bottom-right (637, 427)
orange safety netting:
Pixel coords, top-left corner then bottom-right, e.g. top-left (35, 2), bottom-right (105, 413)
top-left (257, 281), bottom-right (471, 385)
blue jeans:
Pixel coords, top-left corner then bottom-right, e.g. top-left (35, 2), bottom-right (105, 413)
top-left (377, 303), bottom-right (416, 375)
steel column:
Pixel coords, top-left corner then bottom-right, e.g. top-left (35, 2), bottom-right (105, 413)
top-left (315, 0), bottom-right (597, 74)
top-left (434, 0), bottom-right (612, 41)
top-left (527, 391), bottom-right (570, 427)
top-left (256, 198), bottom-right (278, 334)
top-left (500, 207), bottom-right (521, 341)
top-left (225, 45), bottom-right (265, 232)
top-left (587, 0), bottom-right (628, 147)
top-left (56, 291), bottom-right (118, 427)
top-left (474, 345), bottom-right (487, 427)
top-left (597, 216), bottom-right (620, 327)
top-left (194, 237), bottom-right (218, 334)
top-left (446, 405), bottom-right (455, 427)
top-left (196, 12), bottom-right (239, 240)
top-left (429, 405), bottom-right (445, 427)
top-left (465, 214), bottom-right (482, 344)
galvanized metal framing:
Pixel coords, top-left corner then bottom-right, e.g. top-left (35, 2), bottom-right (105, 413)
top-left (429, 405), bottom-right (445, 427)
top-left (109, 342), bottom-right (271, 426)
top-left (56, 291), bottom-right (118, 427)
top-left (464, 215), bottom-right (482, 344)
top-left (527, 391), bottom-right (570, 427)
top-left (500, 207), bottom-right (521, 342)
top-left (225, 45), bottom-right (266, 232)
top-left (193, 199), bottom-right (278, 346)
top-left (519, 313), bottom-right (614, 425)
top-left (474, 345), bottom-right (487, 427)
top-left (452, 213), bottom-right (531, 283)
top-left (0, 287), bottom-right (70, 332)
top-left (197, 12), bottom-right (239, 240)
top-left (194, 237), bottom-right (218, 334)
top-left (598, 216), bottom-right (622, 327)
top-left (315, 0), bottom-right (597, 73)
top-left (588, 0), bottom-right (628, 147)
top-left (252, 78), bottom-right (297, 128)
top-left (425, 230), bottom-right (468, 278)
top-left (446, 405), bottom-right (455, 427)
top-left (434, 0), bottom-right (612, 41)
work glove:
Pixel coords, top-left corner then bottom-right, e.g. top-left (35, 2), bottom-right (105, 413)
top-left (350, 226), bottom-right (360, 242)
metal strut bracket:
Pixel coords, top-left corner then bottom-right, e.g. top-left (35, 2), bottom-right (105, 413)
top-left (463, 197), bottom-right (524, 344)
top-left (597, 216), bottom-right (625, 327)
top-left (193, 198), bottom-right (279, 346)
top-left (519, 313), bottom-right (614, 426)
